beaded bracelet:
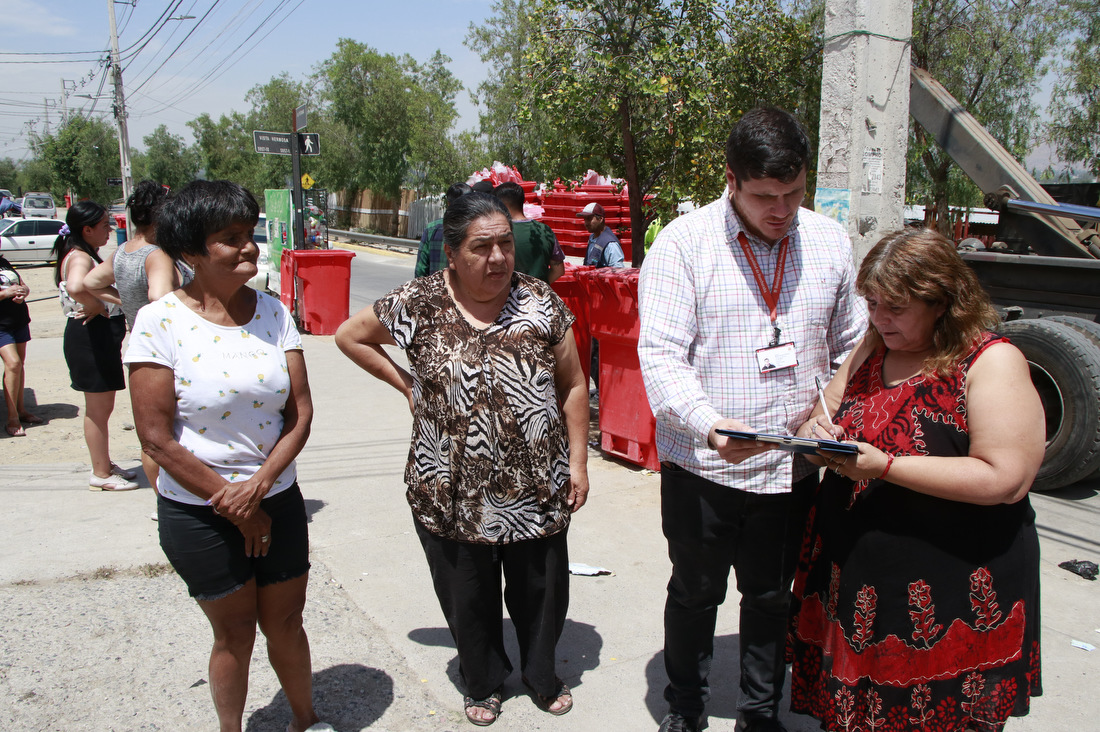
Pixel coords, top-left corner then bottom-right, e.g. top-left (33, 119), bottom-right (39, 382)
top-left (880, 453), bottom-right (895, 480)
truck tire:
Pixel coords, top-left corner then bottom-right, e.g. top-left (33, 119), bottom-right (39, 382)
top-left (1043, 314), bottom-right (1100, 350)
top-left (997, 318), bottom-right (1100, 491)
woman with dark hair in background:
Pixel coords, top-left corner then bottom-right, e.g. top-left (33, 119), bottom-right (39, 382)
top-left (125, 180), bottom-right (328, 732)
top-left (86, 180), bottom-right (192, 488)
top-left (52, 200), bottom-right (138, 490)
top-left (337, 192), bottom-right (590, 726)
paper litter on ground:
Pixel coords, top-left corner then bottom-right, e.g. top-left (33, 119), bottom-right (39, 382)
top-left (569, 562), bottom-right (614, 576)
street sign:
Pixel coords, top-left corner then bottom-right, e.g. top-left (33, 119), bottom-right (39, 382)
top-left (253, 131), bottom-right (320, 156)
top-left (301, 173), bottom-right (315, 190)
top-left (299, 133), bottom-right (319, 155)
top-left (294, 104), bottom-right (308, 131)
top-left (106, 177), bottom-right (123, 186)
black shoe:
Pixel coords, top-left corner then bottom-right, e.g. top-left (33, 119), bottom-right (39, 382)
top-left (734, 717), bottom-right (787, 732)
top-left (659, 711), bottom-right (703, 732)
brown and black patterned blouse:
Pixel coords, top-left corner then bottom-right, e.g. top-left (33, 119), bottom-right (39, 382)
top-left (374, 270), bottom-right (576, 544)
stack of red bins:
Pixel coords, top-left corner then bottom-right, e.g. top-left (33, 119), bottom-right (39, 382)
top-left (579, 267), bottom-right (660, 472)
top-left (538, 184), bottom-right (633, 264)
top-left (549, 263), bottom-right (595, 388)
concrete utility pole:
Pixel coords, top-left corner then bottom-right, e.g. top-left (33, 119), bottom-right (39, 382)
top-left (107, 0), bottom-right (134, 203)
top-left (815, 0), bottom-right (912, 261)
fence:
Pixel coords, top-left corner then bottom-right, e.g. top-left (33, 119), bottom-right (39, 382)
top-left (406, 196), bottom-right (444, 240)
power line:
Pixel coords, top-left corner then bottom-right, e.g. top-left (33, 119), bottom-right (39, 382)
top-left (0, 51), bottom-right (104, 56)
top-left (127, 0), bottom-right (264, 92)
top-left (128, 0), bottom-right (223, 95)
top-left (139, 0), bottom-right (305, 116)
top-left (117, 0), bottom-right (186, 58)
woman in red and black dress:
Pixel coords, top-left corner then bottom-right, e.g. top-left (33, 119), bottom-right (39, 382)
top-left (788, 228), bottom-right (1045, 732)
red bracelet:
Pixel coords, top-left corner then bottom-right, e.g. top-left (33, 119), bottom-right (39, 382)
top-left (880, 453), bottom-right (895, 480)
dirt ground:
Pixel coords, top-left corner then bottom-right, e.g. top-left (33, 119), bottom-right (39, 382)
top-left (0, 565), bottom-right (457, 732)
top-left (0, 254), bottom-right (459, 731)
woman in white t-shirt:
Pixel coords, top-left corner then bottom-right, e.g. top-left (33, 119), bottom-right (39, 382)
top-left (124, 181), bottom-right (328, 732)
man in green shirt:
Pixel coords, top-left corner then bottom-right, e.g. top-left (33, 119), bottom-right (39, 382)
top-left (414, 182), bottom-right (471, 277)
top-left (494, 182), bottom-right (565, 283)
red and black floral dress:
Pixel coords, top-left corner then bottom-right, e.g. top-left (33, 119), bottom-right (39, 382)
top-left (788, 333), bottom-right (1041, 732)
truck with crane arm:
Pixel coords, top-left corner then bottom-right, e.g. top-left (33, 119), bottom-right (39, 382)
top-left (905, 67), bottom-right (1100, 491)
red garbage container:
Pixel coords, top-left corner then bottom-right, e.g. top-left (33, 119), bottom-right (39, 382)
top-left (113, 213), bottom-right (127, 244)
top-left (583, 267), bottom-right (659, 471)
top-left (550, 263), bottom-right (595, 388)
top-left (284, 249), bottom-right (355, 335)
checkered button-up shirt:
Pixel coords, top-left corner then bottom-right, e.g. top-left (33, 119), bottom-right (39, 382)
top-left (638, 193), bottom-right (867, 493)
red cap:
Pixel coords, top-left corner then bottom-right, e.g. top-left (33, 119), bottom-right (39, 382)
top-left (576, 202), bottom-right (605, 218)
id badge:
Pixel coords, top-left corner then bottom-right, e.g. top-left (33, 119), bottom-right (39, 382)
top-left (756, 342), bottom-right (797, 373)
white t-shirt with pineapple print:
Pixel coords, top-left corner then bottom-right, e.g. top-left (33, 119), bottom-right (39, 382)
top-left (123, 290), bottom-right (303, 505)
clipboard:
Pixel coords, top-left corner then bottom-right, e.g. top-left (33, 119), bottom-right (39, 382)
top-left (715, 428), bottom-right (859, 456)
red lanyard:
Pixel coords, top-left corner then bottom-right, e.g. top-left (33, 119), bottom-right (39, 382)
top-left (737, 231), bottom-right (789, 329)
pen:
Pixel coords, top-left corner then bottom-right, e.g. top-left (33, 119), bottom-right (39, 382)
top-left (815, 376), bottom-right (835, 428)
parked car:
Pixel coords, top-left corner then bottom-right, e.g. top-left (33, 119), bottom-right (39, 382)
top-left (21, 192), bottom-right (56, 219)
top-left (0, 217), bottom-right (64, 263)
top-left (0, 189), bottom-right (12, 200)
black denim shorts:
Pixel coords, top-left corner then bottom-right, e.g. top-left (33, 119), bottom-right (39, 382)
top-left (158, 483), bottom-right (310, 601)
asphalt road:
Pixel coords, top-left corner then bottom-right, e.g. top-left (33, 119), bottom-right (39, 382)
top-left (343, 243), bottom-right (416, 312)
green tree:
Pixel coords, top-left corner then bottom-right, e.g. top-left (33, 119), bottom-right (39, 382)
top-left (519, 0), bottom-right (820, 264)
top-left (39, 116), bottom-right (120, 204)
top-left (15, 158), bottom-right (52, 196)
top-left (405, 50), bottom-right (465, 195)
top-left (1047, 2), bottom-right (1100, 179)
top-left (187, 111), bottom-right (261, 191)
top-left (908, 0), bottom-right (1066, 233)
top-left (316, 40), bottom-right (465, 231)
top-left (466, 0), bottom-right (564, 181)
top-left (0, 158), bottom-right (17, 193)
top-left (141, 124), bottom-right (201, 191)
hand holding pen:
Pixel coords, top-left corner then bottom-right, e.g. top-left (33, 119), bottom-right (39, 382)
top-left (811, 376), bottom-right (844, 440)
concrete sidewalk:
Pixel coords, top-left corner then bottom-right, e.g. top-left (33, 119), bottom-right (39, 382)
top-left (3, 331), bottom-right (1099, 731)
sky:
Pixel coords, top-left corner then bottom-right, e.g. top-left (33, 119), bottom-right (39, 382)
top-left (0, 0), bottom-right (494, 161)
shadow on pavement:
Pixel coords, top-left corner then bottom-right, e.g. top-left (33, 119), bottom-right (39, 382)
top-left (0, 387), bottom-right (80, 426)
top-left (644, 633), bottom-right (744, 726)
top-left (408, 619), bottom-right (604, 697)
top-left (303, 498), bottom-right (326, 522)
top-left (245, 663), bottom-right (394, 732)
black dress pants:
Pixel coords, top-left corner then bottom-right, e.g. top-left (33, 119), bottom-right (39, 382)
top-left (661, 463), bottom-right (816, 722)
top-left (415, 519), bottom-right (570, 700)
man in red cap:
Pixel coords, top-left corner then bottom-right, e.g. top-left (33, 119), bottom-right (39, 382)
top-left (577, 202), bottom-right (625, 268)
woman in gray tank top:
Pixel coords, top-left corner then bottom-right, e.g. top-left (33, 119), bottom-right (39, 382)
top-left (87, 180), bottom-right (192, 330)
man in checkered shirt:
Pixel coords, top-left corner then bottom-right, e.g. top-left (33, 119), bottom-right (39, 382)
top-left (639, 108), bottom-right (867, 732)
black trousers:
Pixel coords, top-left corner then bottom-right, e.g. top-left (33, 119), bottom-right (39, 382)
top-left (661, 463), bottom-right (816, 721)
top-left (415, 519), bottom-right (570, 700)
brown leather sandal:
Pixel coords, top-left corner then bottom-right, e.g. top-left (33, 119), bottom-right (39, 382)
top-left (523, 676), bottom-right (573, 716)
top-left (463, 688), bottom-right (502, 726)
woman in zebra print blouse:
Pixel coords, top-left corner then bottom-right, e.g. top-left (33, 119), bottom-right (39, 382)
top-left (337, 192), bottom-right (590, 726)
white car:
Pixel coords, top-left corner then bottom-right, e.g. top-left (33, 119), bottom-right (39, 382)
top-left (21, 193), bottom-right (56, 219)
top-left (0, 217), bottom-right (64, 263)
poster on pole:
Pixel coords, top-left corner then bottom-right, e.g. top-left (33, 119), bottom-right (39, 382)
top-left (264, 189), bottom-right (293, 294)
top-left (814, 187), bottom-right (851, 230)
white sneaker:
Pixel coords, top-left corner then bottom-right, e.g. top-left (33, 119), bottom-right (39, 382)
top-left (89, 472), bottom-right (139, 491)
top-left (110, 462), bottom-right (138, 480)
